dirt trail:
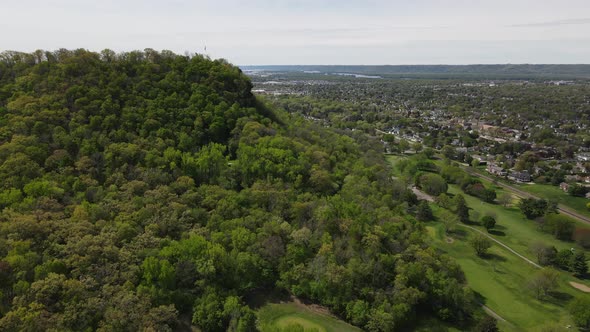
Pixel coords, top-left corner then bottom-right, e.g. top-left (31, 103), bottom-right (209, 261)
top-left (290, 296), bottom-right (335, 318)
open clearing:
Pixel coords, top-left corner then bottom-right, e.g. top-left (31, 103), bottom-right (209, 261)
top-left (389, 154), bottom-right (590, 330)
top-left (257, 302), bottom-right (361, 332)
top-left (427, 218), bottom-right (576, 331)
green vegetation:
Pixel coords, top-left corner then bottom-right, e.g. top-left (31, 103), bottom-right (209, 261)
top-left (515, 183), bottom-right (590, 219)
top-left (427, 220), bottom-right (576, 330)
top-left (0, 50), bottom-right (481, 331)
top-left (257, 303), bottom-right (361, 332)
top-left (390, 154), bottom-right (590, 330)
top-left (447, 185), bottom-right (586, 262)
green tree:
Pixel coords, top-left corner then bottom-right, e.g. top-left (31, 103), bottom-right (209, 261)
top-left (469, 233), bottom-right (492, 257)
top-left (569, 297), bottom-right (590, 330)
top-left (418, 173), bottom-right (448, 196)
top-left (544, 213), bottom-right (575, 240)
top-left (441, 145), bottom-right (456, 160)
top-left (474, 316), bottom-right (499, 332)
top-left (481, 215), bottom-right (496, 232)
top-left (572, 251), bottom-right (588, 278)
top-left (528, 268), bottom-right (559, 299)
top-left (398, 139), bottom-right (410, 153)
top-left (518, 198), bottom-right (548, 219)
top-left (498, 192), bottom-right (512, 207)
top-left (416, 201), bottom-right (433, 221)
top-left (530, 242), bottom-right (557, 266)
top-left (454, 194), bottom-right (469, 223)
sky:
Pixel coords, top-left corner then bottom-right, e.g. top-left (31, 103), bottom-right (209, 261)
top-left (1, 0), bottom-right (589, 65)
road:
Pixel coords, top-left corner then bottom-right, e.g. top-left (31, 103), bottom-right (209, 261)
top-left (463, 167), bottom-right (590, 225)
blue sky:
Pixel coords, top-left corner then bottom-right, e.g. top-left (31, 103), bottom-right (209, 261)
top-left (1, 0), bottom-right (589, 64)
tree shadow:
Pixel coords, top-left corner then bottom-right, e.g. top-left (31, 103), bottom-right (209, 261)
top-left (488, 230), bottom-right (506, 237)
top-left (494, 224), bottom-right (507, 231)
top-left (244, 288), bottom-right (291, 308)
top-left (463, 220), bottom-right (480, 226)
top-left (544, 291), bottom-right (574, 306)
top-left (450, 229), bottom-right (468, 239)
top-left (473, 291), bottom-right (486, 305)
top-left (482, 252), bottom-right (507, 262)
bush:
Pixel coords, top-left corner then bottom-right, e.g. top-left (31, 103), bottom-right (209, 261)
top-left (544, 213), bottom-right (575, 241)
top-left (417, 173), bottom-right (448, 196)
top-left (568, 184), bottom-right (590, 197)
top-left (474, 316), bottom-right (499, 332)
top-left (569, 297), bottom-right (590, 329)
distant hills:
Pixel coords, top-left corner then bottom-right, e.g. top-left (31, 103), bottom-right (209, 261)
top-left (241, 64), bottom-right (590, 79)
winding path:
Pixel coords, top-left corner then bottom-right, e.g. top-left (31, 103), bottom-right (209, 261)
top-left (456, 223), bottom-right (541, 268)
top-left (411, 185), bottom-right (540, 268)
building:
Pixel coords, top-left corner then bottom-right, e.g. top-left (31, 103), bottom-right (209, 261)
top-left (509, 171), bottom-right (532, 183)
top-left (487, 164), bottom-right (507, 176)
top-left (560, 182), bottom-right (570, 192)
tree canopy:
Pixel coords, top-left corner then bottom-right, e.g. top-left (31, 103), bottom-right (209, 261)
top-left (0, 50), bottom-right (475, 331)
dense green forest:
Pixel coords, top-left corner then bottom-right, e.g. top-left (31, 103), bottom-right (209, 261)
top-left (0, 49), bottom-right (476, 331)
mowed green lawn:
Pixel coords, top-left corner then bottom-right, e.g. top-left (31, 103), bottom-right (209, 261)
top-left (516, 182), bottom-right (590, 219)
top-left (427, 218), bottom-right (577, 331)
top-left (257, 303), bottom-right (361, 332)
top-left (447, 185), bottom-right (590, 261)
top-left (471, 167), bottom-right (590, 219)
top-left (389, 155), bottom-right (588, 330)
top-left (386, 154), bottom-right (406, 177)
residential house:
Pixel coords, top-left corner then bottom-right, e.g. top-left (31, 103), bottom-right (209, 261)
top-left (560, 182), bottom-right (570, 192)
top-left (487, 164), bottom-right (507, 176)
top-left (509, 171), bottom-right (532, 183)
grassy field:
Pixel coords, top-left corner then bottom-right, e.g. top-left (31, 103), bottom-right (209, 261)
top-left (516, 182), bottom-right (590, 218)
top-left (386, 154), bottom-right (406, 177)
top-left (471, 167), bottom-right (590, 219)
top-left (427, 213), bottom-right (578, 331)
top-left (447, 184), bottom-right (590, 263)
top-left (387, 154), bottom-right (589, 330)
top-left (257, 303), bottom-right (361, 332)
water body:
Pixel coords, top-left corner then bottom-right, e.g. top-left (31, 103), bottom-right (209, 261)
top-left (333, 72), bottom-right (382, 79)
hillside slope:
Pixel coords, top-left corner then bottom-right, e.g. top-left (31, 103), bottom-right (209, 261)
top-left (0, 49), bottom-right (474, 331)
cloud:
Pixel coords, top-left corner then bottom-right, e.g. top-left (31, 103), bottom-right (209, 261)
top-left (510, 18), bottom-right (590, 28)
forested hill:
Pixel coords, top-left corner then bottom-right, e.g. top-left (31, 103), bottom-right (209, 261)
top-left (242, 64), bottom-right (590, 79)
top-left (0, 49), bottom-right (474, 331)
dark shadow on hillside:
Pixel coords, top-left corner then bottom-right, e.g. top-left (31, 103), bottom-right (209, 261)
top-left (244, 288), bottom-right (291, 309)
